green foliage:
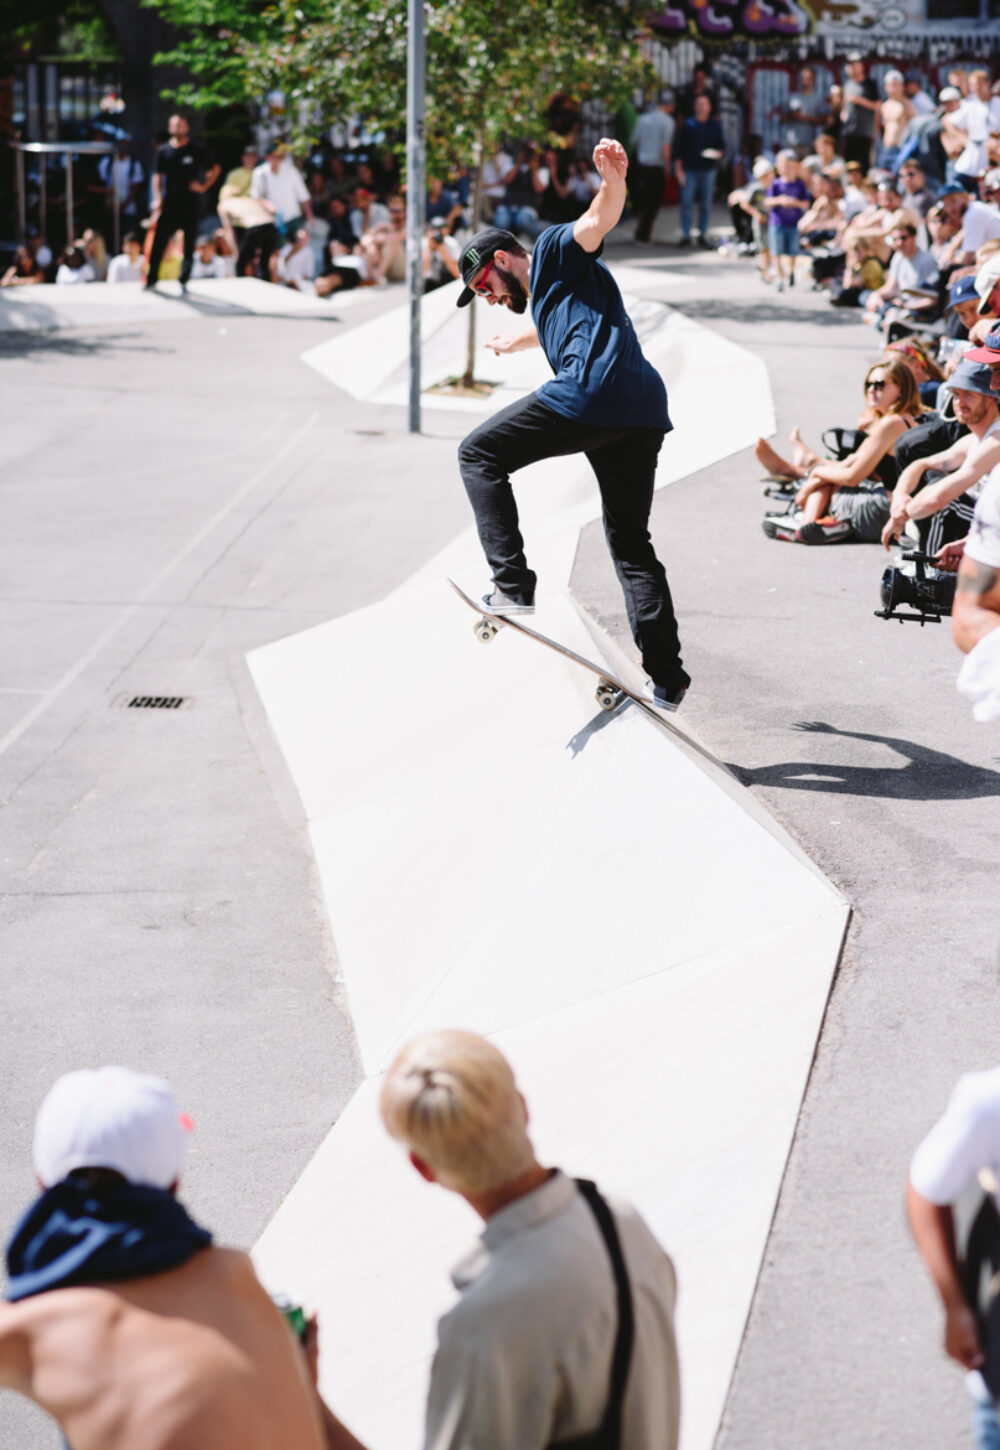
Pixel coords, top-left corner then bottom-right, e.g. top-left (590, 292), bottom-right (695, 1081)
top-left (144, 0), bottom-right (657, 172)
top-left (1, 0), bottom-right (121, 60)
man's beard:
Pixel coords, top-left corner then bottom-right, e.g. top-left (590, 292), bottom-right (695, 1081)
top-left (494, 264), bottom-right (528, 314)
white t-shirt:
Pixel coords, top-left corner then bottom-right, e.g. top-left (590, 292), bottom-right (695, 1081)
top-left (632, 108), bottom-right (676, 167)
top-left (963, 200), bottom-right (1000, 257)
top-left (250, 158), bottom-right (310, 223)
top-left (55, 262), bottom-right (95, 285)
top-left (189, 252), bottom-right (229, 279)
top-left (106, 253), bottom-right (145, 284)
top-left (482, 151), bottom-right (514, 200)
top-left (910, 89), bottom-right (936, 116)
top-left (967, 451), bottom-right (1000, 568)
top-left (275, 241), bottom-right (315, 286)
top-left (350, 201), bottom-right (391, 236)
top-left (952, 97), bottom-right (1000, 177)
top-left (888, 247), bottom-right (939, 293)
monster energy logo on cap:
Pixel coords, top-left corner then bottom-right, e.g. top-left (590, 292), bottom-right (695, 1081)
top-left (456, 227), bottom-right (519, 308)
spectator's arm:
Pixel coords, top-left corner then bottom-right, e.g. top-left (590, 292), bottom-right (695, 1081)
top-left (808, 415), bottom-right (906, 488)
top-left (192, 162), bottom-right (221, 194)
top-left (303, 1317), bottom-right (370, 1450)
top-left (905, 1179), bottom-right (984, 1370)
top-left (574, 138), bottom-right (628, 253)
top-left (907, 440), bottom-right (1000, 520)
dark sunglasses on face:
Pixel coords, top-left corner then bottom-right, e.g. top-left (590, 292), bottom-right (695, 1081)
top-left (867, 379), bottom-right (887, 392)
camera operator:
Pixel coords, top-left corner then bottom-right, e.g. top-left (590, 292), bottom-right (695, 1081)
top-left (423, 218), bottom-right (461, 292)
top-left (882, 361), bottom-right (1000, 554)
top-left (943, 330), bottom-right (1000, 719)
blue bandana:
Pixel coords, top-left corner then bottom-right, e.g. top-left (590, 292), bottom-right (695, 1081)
top-left (5, 1175), bottom-right (211, 1302)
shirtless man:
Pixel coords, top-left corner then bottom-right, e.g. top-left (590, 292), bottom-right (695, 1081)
top-left (0, 1066), bottom-right (357, 1450)
top-left (879, 70), bottom-right (915, 170)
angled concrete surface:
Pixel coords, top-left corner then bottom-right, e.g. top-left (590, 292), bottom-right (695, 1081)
top-left (247, 277), bottom-right (845, 1450)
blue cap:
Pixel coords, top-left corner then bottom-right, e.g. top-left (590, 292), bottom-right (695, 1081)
top-left (949, 359), bottom-right (998, 397)
top-left (965, 325), bottom-right (1000, 362)
top-left (939, 182), bottom-right (967, 197)
top-left (947, 274), bottom-right (980, 311)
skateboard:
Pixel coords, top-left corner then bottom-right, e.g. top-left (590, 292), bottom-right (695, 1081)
top-left (448, 579), bottom-right (653, 712)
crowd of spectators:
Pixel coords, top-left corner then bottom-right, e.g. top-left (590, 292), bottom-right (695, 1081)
top-left (716, 57), bottom-right (1000, 584)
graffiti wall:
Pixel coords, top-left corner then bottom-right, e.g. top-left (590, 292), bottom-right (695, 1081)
top-left (652, 0), bottom-right (997, 45)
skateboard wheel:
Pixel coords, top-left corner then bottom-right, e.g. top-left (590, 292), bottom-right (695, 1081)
top-left (595, 683), bottom-right (622, 712)
top-left (474, 619), bottom-right (497, 643)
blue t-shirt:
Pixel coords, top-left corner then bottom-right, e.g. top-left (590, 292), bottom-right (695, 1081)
top-left (529, 223), bottom-right (670, 431)
top-left (766, 177), bottom-right (810, 230)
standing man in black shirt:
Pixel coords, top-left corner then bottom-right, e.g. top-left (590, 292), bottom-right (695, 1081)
top-left (145, 115), bottom-right (220, 290)
top-left (841, 55), bottom-right (880, 172)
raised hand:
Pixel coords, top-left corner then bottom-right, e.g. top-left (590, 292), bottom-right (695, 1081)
top-left (592, 137), bottom-right (628, 182)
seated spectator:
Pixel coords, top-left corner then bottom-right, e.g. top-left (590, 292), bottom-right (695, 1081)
top-left (764, 149), bottom-right (810, 291)
top-left (358, 194), bottom-right (407, 285)
top-left (81, 229), bottom-right (108, 281)
top-left (211, 228), bottom-right (237, 277)
top-left (423, 220), bottom-right (461, 292)
top-left (927, 196), bottom-right (962, 269)
top-left (897, 160), bottom-right (939, 217)
top-left (803, 133), bottom-right (846, 184)
top-left (728, 156), bottom-right (773, 267)
top-left (836, 178), bottom-right (922, 302)
top-left (798, 172), bottom-right (844, 247)
top-left (568, 157), bottom-right (600, 208)
top-left (349, 185), bottom-right (390, 243)
top-left (1, 246), bottom-right (45, 287)
top-left (762, 359), bottom-right (926, 544)
top-left (272, 227), bottom-right (315, 290)
top-left (481, 145), bottom-right (515, 223)
top-left (905, 75), bottom-right (936, 117)
top-left (863, 221), bottom-right (938, 320)
top-left (882, 359), bottom-right (999, 553)
top-left (55, 245), bottom-right (96, 284)
top-left (217, 145), bottom-right (260, 255)
top-left (327, 193), bottom-right (360, 259)
top-left (937, 182), bottom-right (1000, 268)
top-left (943, 68), bottom-right (1000, 193)
top-left (251, 142), bottom-right (313, 238)
top-left (426, 175), bottom-right (463, 233)
top-left (943, 272), bottom-right (983, 340)
top-left (314, 256), bottom-right (364, 297)
top-left (950, 327), bottom-right (1000, 679)
top-left (494, 143), bottom-right (548, 240)
top-left (106, 232), bottom-right (146, 284)
top-left (0, 1066), bottom-right (334, 1450)
top-left (842, 161), bottom-right (868, 221)
top-left (189, 236), bottom-right (229, 279)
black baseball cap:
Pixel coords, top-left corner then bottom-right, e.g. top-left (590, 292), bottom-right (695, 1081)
top-left (457, 228), bottom-right (519, 307)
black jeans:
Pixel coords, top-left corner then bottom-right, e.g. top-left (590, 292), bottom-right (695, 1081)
top-left (632, 164), bottom-right (665, 242)
top-left (458, 393), bottom-right (688, 692)
top-left (237, 222), bottom-right (280, 279)
top-left (147, 205), bottom-right (199, 285)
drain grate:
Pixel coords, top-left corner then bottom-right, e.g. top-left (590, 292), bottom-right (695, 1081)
top-left (114, 695), bottom-right (190, 710)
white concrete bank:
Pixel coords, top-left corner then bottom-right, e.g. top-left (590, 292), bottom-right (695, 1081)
top-left (247, 270), bottom-right (847, 1450)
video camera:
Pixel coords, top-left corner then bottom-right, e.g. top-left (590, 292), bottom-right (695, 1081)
top-left (875, 550), bottom-right (955, 625)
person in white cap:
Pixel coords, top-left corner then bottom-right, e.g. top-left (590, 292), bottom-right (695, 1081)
top-left (0, 1067), bottom-right (348, 1450)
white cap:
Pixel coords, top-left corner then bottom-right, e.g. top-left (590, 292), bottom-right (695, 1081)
top-left (939, 87), bottom-right (962, 103)
top-left (752, 156), bottom-right (775, 179)
top-left (33, 1067), bottom-right (189, 1190)
top-left (975, 254), bottom-right (1000, 312)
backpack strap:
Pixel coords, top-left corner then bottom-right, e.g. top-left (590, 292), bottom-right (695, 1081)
top-left (574, 1179), bottom-right (635, 1448)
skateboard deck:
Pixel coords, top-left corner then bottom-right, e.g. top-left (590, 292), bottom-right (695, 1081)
top-left (448, 578), bottom-right (654, 712)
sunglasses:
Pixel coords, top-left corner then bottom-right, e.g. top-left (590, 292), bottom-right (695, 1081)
top-left (472, 257), bottom-right (495, 296)
top-left (866, 379), bottom-right (887, 392)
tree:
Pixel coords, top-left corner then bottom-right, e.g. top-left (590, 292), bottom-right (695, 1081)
top-left (145, 0), bottom-right (658, 380)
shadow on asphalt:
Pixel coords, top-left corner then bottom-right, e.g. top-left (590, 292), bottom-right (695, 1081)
top-left (729, 720), bottom-right (1000, 800)
top-left (0, 330), bottom-right (176, 361)
top-left (671, 296), bottom-right (861, 327)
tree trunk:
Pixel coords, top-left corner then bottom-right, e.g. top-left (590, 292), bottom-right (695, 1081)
top-left (460, 131), bottom-right (486, 389)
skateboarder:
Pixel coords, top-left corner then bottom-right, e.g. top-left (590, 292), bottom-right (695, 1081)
top-left (455, 137), bottom-right (690, 711)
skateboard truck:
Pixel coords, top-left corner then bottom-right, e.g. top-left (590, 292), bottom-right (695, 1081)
top-left (594, 680), bottom-right (624, 712)
top-left (473, 615), bottom-right (500, 644)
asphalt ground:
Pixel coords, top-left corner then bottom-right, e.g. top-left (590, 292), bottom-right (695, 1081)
top-left (0, 296), bottom-right (475, 1446)
top-left (0, 233), bottom-right (995, 1450)
top-left (573, 242), bottom-right (1000, 1449)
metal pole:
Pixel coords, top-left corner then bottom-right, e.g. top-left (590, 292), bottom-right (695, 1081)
top-left (16, 148), bottom-right (26, 242)
top-left (406, 0), bottom-right (426, 435)
top-left (66, 150), bottom-right (75, 248)
top-left (40, 153), bottom-right (47, 246)
top-left (113, 159), bottom-right (120, 255)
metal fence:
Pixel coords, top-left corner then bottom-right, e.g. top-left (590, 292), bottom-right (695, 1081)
top-left (11, 141), bottom-right (121, 252)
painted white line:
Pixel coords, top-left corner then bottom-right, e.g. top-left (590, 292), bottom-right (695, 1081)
top-left (0, 411), bottom-right (319, 764)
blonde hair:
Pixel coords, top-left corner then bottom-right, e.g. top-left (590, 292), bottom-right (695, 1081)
top-left (379, 1030), bottom-right (534, 1194)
